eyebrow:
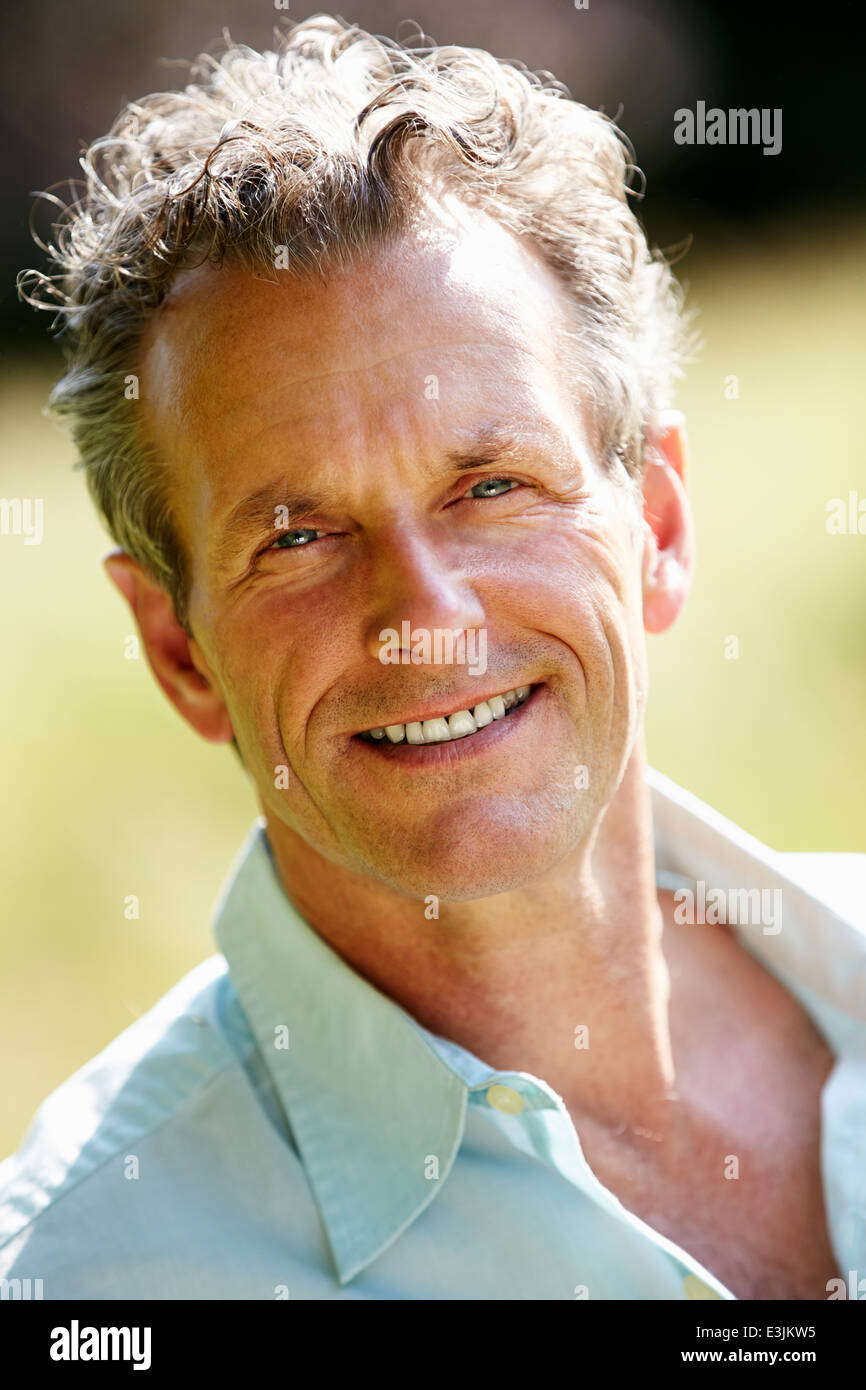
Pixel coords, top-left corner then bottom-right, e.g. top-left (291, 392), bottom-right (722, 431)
top-left (209, 422), bottom-right (552, 571)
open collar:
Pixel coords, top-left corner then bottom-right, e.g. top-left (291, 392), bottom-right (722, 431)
top-left (213, 767), bottom-right (866, 1285)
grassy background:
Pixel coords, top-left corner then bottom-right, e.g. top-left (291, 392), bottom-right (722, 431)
top-left (1, 215), bottom-right (864, 1159)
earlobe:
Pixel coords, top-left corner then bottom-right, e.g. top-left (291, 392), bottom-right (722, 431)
top-left (102, 548), bottom-right (235, 745)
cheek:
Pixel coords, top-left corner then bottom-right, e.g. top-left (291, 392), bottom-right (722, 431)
top-left (549, 518), bottom-right (648, 722)
top-left (495, 511), bottom-right (638, 650)
top-left (214, 585), bottom-right (342, 717)
top-left (201, 606), bottom-right (284, 757)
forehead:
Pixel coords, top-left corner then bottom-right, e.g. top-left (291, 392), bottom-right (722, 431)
top-left (142, 198), bottom-right (575, 395)
top-left (137, 197), bottom-right (585, 549)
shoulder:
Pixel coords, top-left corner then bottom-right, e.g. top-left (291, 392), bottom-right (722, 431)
top-left (0, 955), bottom-right (262, 1291)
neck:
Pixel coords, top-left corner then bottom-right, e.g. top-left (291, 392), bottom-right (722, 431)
top-left (263, 735), bottom-right (677, 1132)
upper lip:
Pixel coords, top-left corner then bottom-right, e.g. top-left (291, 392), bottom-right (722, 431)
top-left (352, 681), bottom-right (538, 734)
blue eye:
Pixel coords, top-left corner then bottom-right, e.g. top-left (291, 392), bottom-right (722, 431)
top-left (465, 477), bottom-right (520, 499)
top-left (271, 527), bottom-right (322, 549)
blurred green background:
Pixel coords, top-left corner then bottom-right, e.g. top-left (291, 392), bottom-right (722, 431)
top-left (1, 0), bottom-right (865, 1159)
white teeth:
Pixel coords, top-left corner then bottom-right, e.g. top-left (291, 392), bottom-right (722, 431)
top-left (364, 686), bottom-right (533, 743)
top-left (422, 717), bottom-right (451, 743)
top-left (447, 710), bottom-right (476, 739)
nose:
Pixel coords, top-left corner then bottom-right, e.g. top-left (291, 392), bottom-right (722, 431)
top-left (363, 523), bottom-right (487, 664)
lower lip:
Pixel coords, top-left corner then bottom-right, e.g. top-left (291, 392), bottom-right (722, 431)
top-left (350, 685), bottom-right (546, 767)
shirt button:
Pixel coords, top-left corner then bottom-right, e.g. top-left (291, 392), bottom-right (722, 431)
top-left (682, 1273), bottom-right (722, 1300)
top-left (486, 1083), bottom-right (524, 1114)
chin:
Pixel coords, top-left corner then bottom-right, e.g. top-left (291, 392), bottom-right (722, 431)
top-left (358, 807), bottom-right (584, 903)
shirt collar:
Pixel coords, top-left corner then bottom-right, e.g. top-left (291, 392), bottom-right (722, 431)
top-left (213, 766), bottom-right (866, 1285)
top-left (648, 766), bottom-right (866, 1052)
top-left (212, 825), bottom-right (468, 1285)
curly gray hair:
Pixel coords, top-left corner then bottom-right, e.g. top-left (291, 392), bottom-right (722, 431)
top-left (21, 13), bottom-right (693, 634)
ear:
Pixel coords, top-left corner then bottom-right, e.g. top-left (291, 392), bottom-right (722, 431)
top-left (639, 410), bottom-right (696, 634)
top-left (103, 549), bottom-right (235, 744)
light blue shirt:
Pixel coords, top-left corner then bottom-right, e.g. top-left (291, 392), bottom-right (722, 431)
top-left (2, 767), bottom-right (864, 1300)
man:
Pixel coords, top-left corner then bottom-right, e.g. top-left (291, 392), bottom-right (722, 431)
top-left (2, 16), bottom-right (864, 1302)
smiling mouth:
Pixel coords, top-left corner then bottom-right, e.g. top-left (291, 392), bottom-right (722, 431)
top-left (357, 684), bottom-right (534, 746)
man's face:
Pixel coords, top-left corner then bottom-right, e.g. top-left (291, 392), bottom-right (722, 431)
top-left (138, 195), bottom-right (651, 899)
